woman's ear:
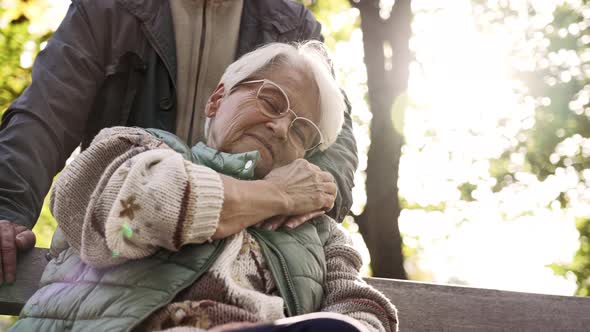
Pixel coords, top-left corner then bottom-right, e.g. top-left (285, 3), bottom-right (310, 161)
top-left (205, 83), bottom-right (225, 117)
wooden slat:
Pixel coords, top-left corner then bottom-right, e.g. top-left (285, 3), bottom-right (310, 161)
top-left (2, 249), bottom-right (590, 331)
top-left (0, 248), bottom-right (49, 316)
top-left (366, 277), bottom-right (590, 331)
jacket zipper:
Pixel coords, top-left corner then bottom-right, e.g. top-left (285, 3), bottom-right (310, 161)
top-left (249, 229), bottom-right (302, 316)
top-left (187, 0), bottom-right (209, 144)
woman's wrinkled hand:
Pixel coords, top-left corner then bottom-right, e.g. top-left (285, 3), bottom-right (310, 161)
top-left (264, 159), bottom-right (337, 215)
top-left (213, 159), bottom-right (336, 240)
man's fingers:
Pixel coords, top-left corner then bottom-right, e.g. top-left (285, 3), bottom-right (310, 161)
top-left (0, 221), bottom-right (16, 284)
top-left (15, 230), bottom-right (36, 251)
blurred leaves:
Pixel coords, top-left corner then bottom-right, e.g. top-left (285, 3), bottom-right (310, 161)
top-left (298, 0), bottom-right (359, 49)
top-left (0, 0), bottom-right (53, 117)
top-left (458, 182), bottom-right (476, 202)
top-left (551, 218), bottom-right (590, 296)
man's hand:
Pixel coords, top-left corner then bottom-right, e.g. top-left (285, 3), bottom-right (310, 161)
top-left (0, 220), bottom-right (36, 285)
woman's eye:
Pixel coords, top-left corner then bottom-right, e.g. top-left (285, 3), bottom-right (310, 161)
top-left (261, 98), bottom-right (281, 114)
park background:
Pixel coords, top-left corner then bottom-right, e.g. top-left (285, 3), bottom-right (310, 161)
top-left (1, 0), bottom-right (590, 328)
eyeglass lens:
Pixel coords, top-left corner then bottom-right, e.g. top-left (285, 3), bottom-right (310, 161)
top-left (256, 82), bottom-right (322, 151)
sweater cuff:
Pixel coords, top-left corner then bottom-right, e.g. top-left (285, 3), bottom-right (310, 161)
top-left (182, 163), bottom-right (224, 244)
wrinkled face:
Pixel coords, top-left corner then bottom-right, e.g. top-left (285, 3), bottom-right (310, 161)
top-left (205, 64), bottom-right (321, 178)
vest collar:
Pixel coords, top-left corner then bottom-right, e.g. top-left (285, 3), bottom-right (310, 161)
top-left (191, 142), bottom-right (260, 180)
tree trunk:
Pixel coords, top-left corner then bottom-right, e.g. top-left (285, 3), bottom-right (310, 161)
top-left (350, 0), bottom-right (412, 279)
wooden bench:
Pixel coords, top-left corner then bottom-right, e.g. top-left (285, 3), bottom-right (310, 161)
top-left (2, 248), bottom-right (590, 331)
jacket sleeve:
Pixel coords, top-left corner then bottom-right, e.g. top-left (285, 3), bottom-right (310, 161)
top-left (50, 127), bottom-right (224, 268)
top-left (0, 0), bottom-right (106, 229)
top-left (308, 94), bottom-right (358, 223)
top-left (320, 219), bottom-right (399, 332)
top-left (298, 7), bottom-right (359, 223)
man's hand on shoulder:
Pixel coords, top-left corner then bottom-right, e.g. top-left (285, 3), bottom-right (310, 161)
top-left (0, 220), bottom-right (36, 285)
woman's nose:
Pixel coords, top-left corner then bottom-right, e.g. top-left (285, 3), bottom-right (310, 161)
top-left (266, 117), bottom-right (291, 141)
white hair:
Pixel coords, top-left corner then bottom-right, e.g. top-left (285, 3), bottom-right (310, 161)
top-left (205, 41), bottom-right (345, 152)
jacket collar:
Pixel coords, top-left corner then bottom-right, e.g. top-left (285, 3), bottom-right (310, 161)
top-left (115, 0), bottom-right (158, 22)
top-left (116, 0), bottom-right (177, 86)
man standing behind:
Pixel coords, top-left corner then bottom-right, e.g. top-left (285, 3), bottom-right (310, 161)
top-left (0, 0), bottom-right (357, 284)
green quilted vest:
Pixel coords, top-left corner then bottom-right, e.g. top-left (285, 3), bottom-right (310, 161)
top-left (11, 130), bottom-right (327, 332)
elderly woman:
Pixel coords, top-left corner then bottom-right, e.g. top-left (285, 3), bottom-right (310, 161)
top-left (11, 42), bottom-right (397, 332)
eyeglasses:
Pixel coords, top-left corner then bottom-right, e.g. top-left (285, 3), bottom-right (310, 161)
top-left (231, 79), bottom-right (324, 153)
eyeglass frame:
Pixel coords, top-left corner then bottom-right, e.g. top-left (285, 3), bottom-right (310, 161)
top-left (229, 79), bottom-right (324, 153)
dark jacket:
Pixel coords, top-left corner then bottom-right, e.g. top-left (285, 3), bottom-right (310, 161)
top-left (0, 0), bottom-right (358, 229)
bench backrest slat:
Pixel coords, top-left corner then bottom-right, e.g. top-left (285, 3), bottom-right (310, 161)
top-left (0, 248), bottom-right (48, 316)
top-left (366, 277), bottom-right (590, 331)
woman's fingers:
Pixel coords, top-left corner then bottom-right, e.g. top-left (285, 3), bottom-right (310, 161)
top-left (262, 215), bottom-right (287, 231)
top-left (258, 210), bottom-right (325, 232)
top-left (323, 181), bottom-right (337, 195)
top-left (284, 211), bottom-right (325, 229)
top-left (319, 170), bottom-right (335, 183)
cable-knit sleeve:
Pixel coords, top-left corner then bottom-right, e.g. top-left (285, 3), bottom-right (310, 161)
top-left (50, 127), bottom-right (224, 268)
top-left (320, 219), bottom-right (399, 332)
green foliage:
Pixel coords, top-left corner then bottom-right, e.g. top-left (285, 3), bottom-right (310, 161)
top-left (0, 19), bottom-right (34, 115)
top-left (457, 182), bottom-right (476, 202)
top-left (551, 218), bottom-right (590, 296)
top-left (399, 197), bottom-right (446, 212)
top-left (297, 0), bottom-right (358, 49)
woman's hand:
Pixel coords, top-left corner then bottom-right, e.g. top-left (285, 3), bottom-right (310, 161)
top-left (256, 159), bottom-right (337, 231)
top-left (264, 159), bottom-right (337, 215)
top-left (212, 159), bottom-right (337, 239)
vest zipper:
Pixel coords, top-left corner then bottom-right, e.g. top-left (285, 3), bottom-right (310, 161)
top-left (248, 229), bottom-right (302, 316)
